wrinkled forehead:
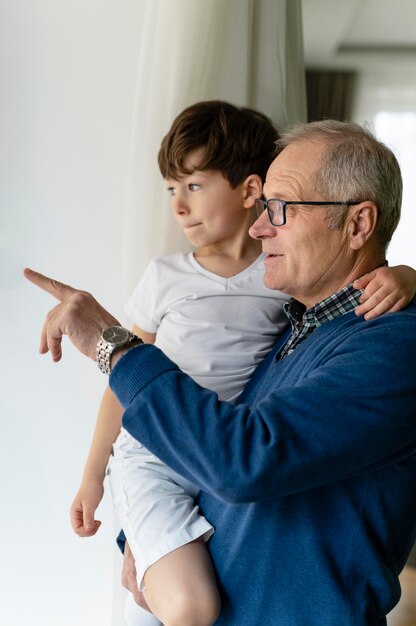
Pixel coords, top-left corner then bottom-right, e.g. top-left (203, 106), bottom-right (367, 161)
top-left (263, 140), bottom-right (326, 198)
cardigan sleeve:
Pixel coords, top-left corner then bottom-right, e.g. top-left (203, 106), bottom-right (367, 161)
top-left (110, 310), bottom-right (416, 503)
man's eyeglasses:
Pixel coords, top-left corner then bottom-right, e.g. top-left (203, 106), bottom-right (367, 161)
top-left (254, 198), bottom-right (360, 227)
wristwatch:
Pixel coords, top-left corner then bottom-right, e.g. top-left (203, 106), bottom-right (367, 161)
top-left (96, 326), bottom-right (142, 374)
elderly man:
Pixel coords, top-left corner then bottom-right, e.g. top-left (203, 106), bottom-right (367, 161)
top-left (26, 121), bottom-right (416, 626)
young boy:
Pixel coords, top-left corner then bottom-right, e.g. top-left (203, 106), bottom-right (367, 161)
top-left (70, 101), bottom-right (416, 626)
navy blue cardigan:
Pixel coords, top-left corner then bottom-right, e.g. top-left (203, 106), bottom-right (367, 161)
top-left (111, 304), bottom-right (416, 626)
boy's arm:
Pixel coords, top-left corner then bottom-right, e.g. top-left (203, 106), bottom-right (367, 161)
top-left (354, 264), bottom-right (416, 320)
top-left (70, 385), bottom-right (124, 536)
top-left (70, 325), bottom-right (156, 537)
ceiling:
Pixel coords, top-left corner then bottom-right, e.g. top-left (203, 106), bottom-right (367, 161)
top-left (302, 0), bottom-right (416, 70)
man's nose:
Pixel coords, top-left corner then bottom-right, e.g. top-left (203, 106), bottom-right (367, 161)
top-left (249, 210), bottom-right (276, 239)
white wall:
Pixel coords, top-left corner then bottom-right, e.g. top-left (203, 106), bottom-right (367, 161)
top-left (0, 2), bottom-right (143, 624)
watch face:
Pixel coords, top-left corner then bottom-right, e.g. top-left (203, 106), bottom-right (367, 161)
top-left (102, 326), bottom-right (130, 346)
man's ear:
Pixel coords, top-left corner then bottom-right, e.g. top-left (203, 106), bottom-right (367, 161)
top-left (348, 201), bottom-right (379, 250)
top-left (242, 174), bottom-right (262, 208)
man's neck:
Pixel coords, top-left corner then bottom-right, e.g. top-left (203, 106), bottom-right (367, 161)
top-left (298, 253), bottom-right (386, 310)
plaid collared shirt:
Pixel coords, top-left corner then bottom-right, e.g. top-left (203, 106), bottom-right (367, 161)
top-left (279, 283), bottom-right (363, 360)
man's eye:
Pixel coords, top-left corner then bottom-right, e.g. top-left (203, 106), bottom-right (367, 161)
top-left (189, 184), bottom-right (201, 192)
top-left (166, 187), bottom-right (176, 196)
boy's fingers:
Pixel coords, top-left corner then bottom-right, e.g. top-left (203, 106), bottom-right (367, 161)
top-left (24, 268), bottom-right (77, 303)
top-left (354, 270), bottom-right (376, 289)
top-left (355, 275), bottom-right (376, 304)
top-left (87, 520), bottom-right (101, 535)
top-left (73, 513), bottom-right (101, 538)
top-left (70, 509), bottom-right (89, 536)
top-left (75, 521), bottom-right (101, 538)
top-left (357, 287), bottom-right (386, 311)
top-left (363, 299), bottom-right (392, 320)
top-left (69, 498), bottom-right (82, 530)
top-left (356, 290), bottom-right (386, 316)
top-left (359, 281), bottom-right (385, 304)
top-left (358, 294), bottom-right (404, 319)
top-left (83, 505), bottom-right (101, 533)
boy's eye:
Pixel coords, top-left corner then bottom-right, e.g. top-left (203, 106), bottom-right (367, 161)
top-left (166, 187), bottom-right (176, 196)
top-left (188, 183), bottom-right (201, 192)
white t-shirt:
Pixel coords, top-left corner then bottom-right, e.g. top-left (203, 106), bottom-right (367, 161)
top-left (125, 252), bottom-right (289, 401)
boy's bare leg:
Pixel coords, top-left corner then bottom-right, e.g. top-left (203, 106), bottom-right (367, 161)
top-left (143, 538), bottom-right (221, 626)
top-left (124, 593), bottom-right (161, 626)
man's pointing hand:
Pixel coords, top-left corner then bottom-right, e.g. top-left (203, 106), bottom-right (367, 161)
top-left (24, 268), bottom-right (120, 363)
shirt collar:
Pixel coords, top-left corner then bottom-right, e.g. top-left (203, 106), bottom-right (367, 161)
top-left (284, 282), bottom-right (363, 331)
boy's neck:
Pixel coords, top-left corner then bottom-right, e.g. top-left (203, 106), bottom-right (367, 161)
top-left (194, 239), bottom-right (262, 278)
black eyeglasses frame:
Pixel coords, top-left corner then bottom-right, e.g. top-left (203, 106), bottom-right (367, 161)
top-left (254, 198), bottom-right (360, 227)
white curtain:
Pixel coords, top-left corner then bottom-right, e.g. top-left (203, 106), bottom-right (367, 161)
top-left (0, 1), bottom-right (304, 624)
top-left (121, 0), bottom-right (306, 302)
top-left (115, 1), bottom-right (305, 621)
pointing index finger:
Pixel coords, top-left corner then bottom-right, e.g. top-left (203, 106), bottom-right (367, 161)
top-left (23, 267), bottom-right (77, 303)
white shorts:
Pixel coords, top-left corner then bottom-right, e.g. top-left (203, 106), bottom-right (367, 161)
top-left (107, 428), bottom-right (214, 591)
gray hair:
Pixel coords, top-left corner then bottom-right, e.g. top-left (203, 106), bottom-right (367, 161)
top-left (276, 120), bottom-right (402, 250)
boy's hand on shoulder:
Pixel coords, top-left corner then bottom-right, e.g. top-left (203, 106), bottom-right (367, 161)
top-left (354, 264), bottom-right (416, 320)
top-left (70, 479), bottom-right (104, 537)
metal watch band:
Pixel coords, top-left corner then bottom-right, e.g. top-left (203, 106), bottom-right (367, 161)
top-left (96, 337), bottom-right (115, 375)
top-left (96, 330), bottom-right (142, 375)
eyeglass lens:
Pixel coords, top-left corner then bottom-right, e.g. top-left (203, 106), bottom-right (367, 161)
top-left (255, 199), bottom-right (284, 226)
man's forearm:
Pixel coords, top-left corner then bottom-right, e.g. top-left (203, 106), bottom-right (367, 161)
top-left (110, 314), bottom-right (416, 505)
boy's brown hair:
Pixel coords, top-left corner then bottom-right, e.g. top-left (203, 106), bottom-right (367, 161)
top-left (158, 100), bottom-right (279, 187)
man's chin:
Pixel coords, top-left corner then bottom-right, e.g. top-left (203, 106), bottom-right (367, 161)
top-left (262, 272), bottom-right (286, 293)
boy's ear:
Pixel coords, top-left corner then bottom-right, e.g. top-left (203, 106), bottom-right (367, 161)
top-left (242, 174), bottom-right (262, 208)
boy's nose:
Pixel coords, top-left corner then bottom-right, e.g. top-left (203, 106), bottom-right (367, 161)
top-left (172, 194), bottom-right (190, 215)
